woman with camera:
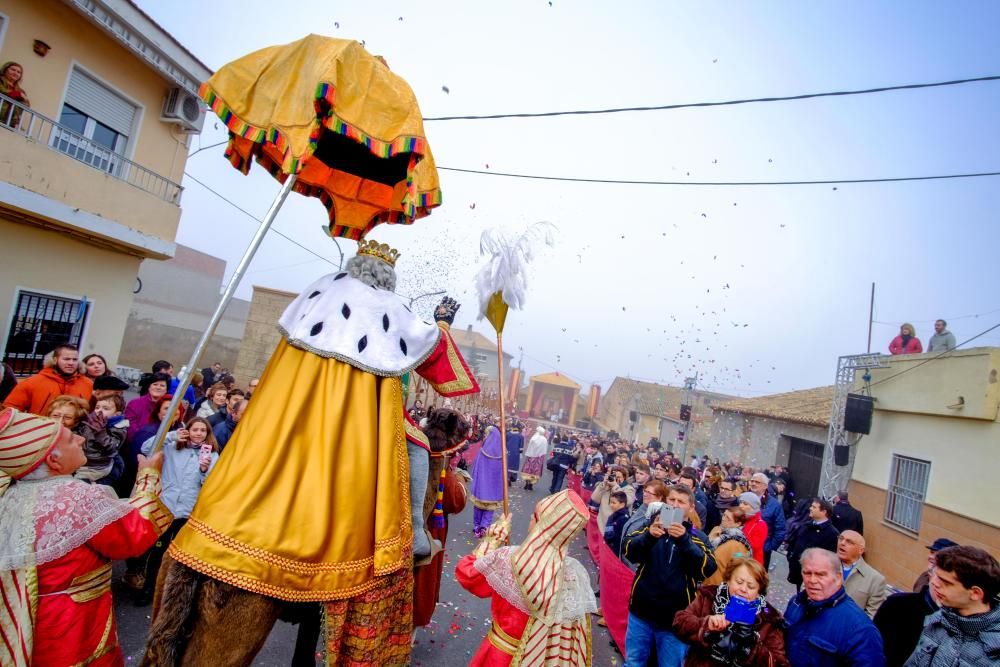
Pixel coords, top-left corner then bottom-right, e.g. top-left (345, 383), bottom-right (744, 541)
top-left (672, 558), bottom-right (789, 666)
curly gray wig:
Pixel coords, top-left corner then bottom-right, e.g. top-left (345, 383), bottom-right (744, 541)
top-left (345, 254), bottom-right (396, 292)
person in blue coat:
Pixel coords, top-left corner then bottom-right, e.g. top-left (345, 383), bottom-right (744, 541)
top-left (505, 423), bottom-right (524, 485)
top-left (750, 472), bottom-right (786, 567)
top-left (784, 547), bottom-right (886, 666)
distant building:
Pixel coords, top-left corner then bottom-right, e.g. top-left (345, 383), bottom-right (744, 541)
top-left (119, 244), bottom-right (249, 375)
top-left (596, 377), bottom-right (732, 452)
top-left (710, 386), bottom-right (843, 497)
top-left (447, 325), bottom-right (513, 399)
top-left (0, 0), bottom-right (210, 374)
top-left (849, 347), bottom-right (1000, 589)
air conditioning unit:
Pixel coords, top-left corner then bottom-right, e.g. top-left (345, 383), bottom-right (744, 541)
top-left (162, 87), bottom-right (205, 133)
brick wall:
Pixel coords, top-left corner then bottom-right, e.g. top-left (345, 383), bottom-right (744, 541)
top-left (233, 286), bottom-right (296, 386)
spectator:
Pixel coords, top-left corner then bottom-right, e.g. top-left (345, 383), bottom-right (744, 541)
top-left (838, 530), bottom-right (888, 617)
top-left (770, 478), bottom-right (795, 519)
top-left (81, 353), bottom-right (113, 381)
top-left (786, 498), bottom-right (840, 590)
top-left (785, 548), bottom-right (885, 666)
top-left (673, 558), bottom-right (789, 667)
top-left (201, 361), bottom-right (222, 388)
top-left (92, 394), bottom-right (128, 485)
top-left (926, 319), bottom-right (957, 353)
top-left (582, 460), bottom-right (606, 490)
top-left (623, 484), bottom-right (717, 666)
top-left (619, 479), bottom-right (670, 564)
top-left (246, 377), bottom-right (259, 399)
top-left (197, 382), bottom-right (229, 419)
top-left (124, 372), bottom-right (170, 443)
top-left (0, 61), bottom-right (30, 128)
top-left (749, 472), bottom-right (785, 568)
top-left (4, 343), bottom-right (92, 415)
top-left (593, 466), bottom-right (635, 533)
top-left (913, 537), bottom-right (959, 592)
top-left (0, 361), bottom-right (17, 403)
top-left (547, 436), bottom-right (577, 494)
top-left (889, 323), bottom-right (923, 355)
top-left (135, 416), bottom-right (219, 604)
top-left (603, 490), bottom-right (631, 557)
top-left (904, 546), bottom-right (1000, 666)
top-left (117, 394), bottom-right (184, 498)
top-left (153, 360), bottom-right (196, 406)
top-left (738, 492), bottom-right (768, 566)
top-left (679, 467), bottom-right (709, 527)
top-left (629, 464), bottom-right (652, 511)
top-left (189, 370), bottom-right (204, 402)
top-left (704, 507), bottom-right (754, 586)
top-left (505, 423), bottom-right (523, 485)
top-left (874, 586), bottom-right (939, 667)
top-left (832, 489), bottom-right (865, 534)
top-left (46, 394), bottom-right (118, 484)
top-left (91, 374), bottom-right (130, 405)
top-left (706, 476), bottom-right (740, 533)
top-left (212, 398), bottom-right (247, 451)
top-left (208, 388), bottom-right (245, 427)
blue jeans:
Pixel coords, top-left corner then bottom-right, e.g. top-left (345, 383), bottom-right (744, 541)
top-left (549, 466), bottom-right (567, 493)
top-left (624, 612), bottom-right (688, 667)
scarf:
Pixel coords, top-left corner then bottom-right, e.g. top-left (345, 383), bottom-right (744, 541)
top-left (900, 334), bottom-right (913, 348)
top-left (711, 582), bottom-right (769, 619)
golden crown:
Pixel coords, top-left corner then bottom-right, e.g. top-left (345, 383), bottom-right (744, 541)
top-left (357, 239), bottom-right (400, 267)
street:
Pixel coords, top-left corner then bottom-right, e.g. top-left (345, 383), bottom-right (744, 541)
top-left (114, 471), bottom-right (796, 666)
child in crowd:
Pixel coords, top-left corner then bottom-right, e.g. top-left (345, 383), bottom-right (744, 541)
top-left (603, 490), bottom-right (631, 558)
top-left (47, 394), bottom-right (120, 485)
top-left (583, 460), bottom-right (606, 490)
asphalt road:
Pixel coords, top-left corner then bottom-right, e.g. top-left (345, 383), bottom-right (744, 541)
top-left (114, 474), bottom-right (795, 665)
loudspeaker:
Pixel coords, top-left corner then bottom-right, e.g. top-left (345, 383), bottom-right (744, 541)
top-left (844, 394), bottom-right (874, 434)
top-left (679, 404), bottom-right (692, 421)
top-left (834, 444), bottom-right (850, 466)
top-left (629, 410), bottom-right (638, 423)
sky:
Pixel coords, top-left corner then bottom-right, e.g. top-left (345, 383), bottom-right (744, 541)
top-left (138, 1), bottom-right (1000, 398)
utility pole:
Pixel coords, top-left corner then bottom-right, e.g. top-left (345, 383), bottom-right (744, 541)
top-left (867, 283), bottom-right (875, 354)
top-left (677, 372), bottom-right (698, 462)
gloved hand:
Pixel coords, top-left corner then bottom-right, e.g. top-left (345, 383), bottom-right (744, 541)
top-left (474, 513), bottom-right (512, 556)
top-left (86, 410), bottom-right (107, 432)
top-left (433, 297), bottom-right (461, 325)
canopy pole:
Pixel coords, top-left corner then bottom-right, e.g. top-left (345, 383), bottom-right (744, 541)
top-left (151, 174), bottom-right (298, 453)
top-left (496, 332), bottom-right (510, 522)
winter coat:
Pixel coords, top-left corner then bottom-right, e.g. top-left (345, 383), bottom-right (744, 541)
top-left (704, 528), bottom-right (753, 586)
top-left (927, 331), bottom-right (956, 353)
top-left (592, 480), bottom-right (636, 534)
top-left (873, 588), bottom-right (938, 667)
top-left (759, 494), bottom-right (786, 554)
top-left (624, 521), bottom-right (717, 629)
top-left (832, 500), bottom-right (865, 535)
top-left (619, 504), bottom-right (653, 565)
top-left (904, 604), bottom-right (1000, 667)
top-left (784, 587), bottom-right (886, 666)
top-left (603, 507), bottom-right (631, 557)
top-left (2, 367), bottom-right (92, 415)
top-left (705, 496), bottom-right (738, 534)
top-left (213, 414), bottom-right (239, 452)
top-left (673, 584), bottom-right (789, 667)
top-left (124, 394), bottom-right (157, 443)
top-left (786, 520), bottom-right (840, 585)
top-left (741, 512), bottom-right (768, 566)
top-left (890, 335), bottom-right (923, 355)
top-left (505, 430), bottom-right (523, 473)
top-left (842, 557), bottom-right (888, 618)
top-left (141, 431), bottom-right (218, 518)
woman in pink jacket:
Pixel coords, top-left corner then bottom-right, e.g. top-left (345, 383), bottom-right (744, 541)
top-left (889, 322), bottom-right (923, 354)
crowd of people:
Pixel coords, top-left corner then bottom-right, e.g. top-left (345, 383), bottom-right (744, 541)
top-left (0, 345), bottom-right (258, 605)
top-left (476, 424), bottom-right (1000, 666)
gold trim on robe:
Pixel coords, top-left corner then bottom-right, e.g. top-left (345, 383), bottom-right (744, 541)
top-left (128, 469), bottom-right (173, 535)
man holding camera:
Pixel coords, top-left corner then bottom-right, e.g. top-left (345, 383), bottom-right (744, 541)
top-left (623, 485), bottom-right (717, 666)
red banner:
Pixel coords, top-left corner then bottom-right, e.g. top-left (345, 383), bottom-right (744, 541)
top-left (585, 514), bottom-right (602, 566)
top-left (598, 540), bottom-right (634, 655)
top-left (567, 470), bottom-right (583, 497)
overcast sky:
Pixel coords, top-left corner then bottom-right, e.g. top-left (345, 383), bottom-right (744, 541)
top-left (139, 1), bottom-right (1000, 398)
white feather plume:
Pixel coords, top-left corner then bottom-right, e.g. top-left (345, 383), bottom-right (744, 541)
top-left (475, 222), bottom-right (557, 317)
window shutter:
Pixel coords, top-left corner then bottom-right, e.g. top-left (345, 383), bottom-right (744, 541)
top-left (64, 69), bottom-right (136, 137)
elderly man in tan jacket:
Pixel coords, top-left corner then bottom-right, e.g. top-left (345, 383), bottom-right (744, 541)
top-left (838, 529), bottom-right (888, 617)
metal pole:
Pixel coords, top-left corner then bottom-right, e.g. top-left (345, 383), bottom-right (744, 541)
top-left (496, 332), bottom-right (510, 519)
top-left (151, 174), bottom-right (298, 452)
top-left (866, 282), bottom-right (875, 354)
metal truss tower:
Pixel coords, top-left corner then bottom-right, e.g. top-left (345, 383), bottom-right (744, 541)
top-left (819, 353), bottom-right (888, 499)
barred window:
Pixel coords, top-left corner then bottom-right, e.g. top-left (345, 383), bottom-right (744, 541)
top-left (884, 454), bottom-right (930, 533)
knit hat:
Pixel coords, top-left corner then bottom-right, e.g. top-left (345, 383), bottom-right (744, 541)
top-left (93, 375), bottom-right (130, 391)
top-left (0, 408), bottom-right (64, 494)
top-left (738, 491), bottom-right (761, 513)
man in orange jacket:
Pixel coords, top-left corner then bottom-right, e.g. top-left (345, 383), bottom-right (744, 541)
top-left (3, 343), bottom-right (92, 415)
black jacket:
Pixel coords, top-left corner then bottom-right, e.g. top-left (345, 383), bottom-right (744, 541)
top-left (786, 520), bottom-right (840, 585)
top-left (603, 507), bottom-right (631, 558)
top-left (624, 521), bottom-right (717, 628)
top-left (832, 501), bottom-right (865, 535)
top-left (872, 588), bottom-right (937, 667)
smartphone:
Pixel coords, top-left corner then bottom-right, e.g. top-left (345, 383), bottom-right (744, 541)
top-left (659, 506), bottom-right (685, 527)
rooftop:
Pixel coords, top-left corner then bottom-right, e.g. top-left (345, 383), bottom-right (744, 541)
top-left (712, 386), bottom-right (835, 427)
top-left (530, 372), bottom-right (581, 389)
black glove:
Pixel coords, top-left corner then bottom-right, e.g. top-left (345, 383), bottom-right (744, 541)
top-left (433, 297), bottom-right (460, 325)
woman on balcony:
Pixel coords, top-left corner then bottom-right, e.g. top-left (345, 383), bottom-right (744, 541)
top-left (0, 62), bottom-right (30, 128)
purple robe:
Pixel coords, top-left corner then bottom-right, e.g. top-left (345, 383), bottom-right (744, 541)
top-left (470, 427), bottom-right (504, 534)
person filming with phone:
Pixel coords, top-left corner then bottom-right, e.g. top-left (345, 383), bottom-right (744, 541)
top-left (623, 484), bottom-right (717, 666)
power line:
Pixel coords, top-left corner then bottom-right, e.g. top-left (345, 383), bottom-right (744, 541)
top-left (423, 75), bottom-right (1000, 121)
top-left (438, 166), bottom-right (1000, 187)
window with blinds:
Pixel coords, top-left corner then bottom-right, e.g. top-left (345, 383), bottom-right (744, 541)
top-left (884, 454), bottom-right (931, 533)
top-left (64, 69), bottom-right (136, 139)
top-left (54, 69), bottom-right (137, 174)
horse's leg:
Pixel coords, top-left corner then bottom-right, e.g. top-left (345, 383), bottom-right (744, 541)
top-left (180, 579), bottom-right (282, 667)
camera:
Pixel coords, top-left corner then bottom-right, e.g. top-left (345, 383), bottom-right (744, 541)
top-left (705, 622), bottom-right (758, 665)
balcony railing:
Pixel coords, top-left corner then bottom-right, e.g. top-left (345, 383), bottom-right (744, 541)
top-left (0, 92), bottom-right (183, 204)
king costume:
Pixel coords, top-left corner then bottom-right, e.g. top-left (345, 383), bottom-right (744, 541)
top-left (0, 408), bottom-right (172, 666)
top-left (165, 242), bottom-right (479, 664)
top-left (457, 490), bottom-right (596, 666)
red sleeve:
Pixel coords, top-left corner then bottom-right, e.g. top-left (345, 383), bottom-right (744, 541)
top-left (912, 339), bottom-right (923, 353)
top-left (749, 620), bottom-right (791, 667)
top-left (415, 324), bottom-right (480, 397)
top-left (888, 337), bottom-right (902, 354)
top-left (455, 554), bottom-right (493, 598)
top-left (86, 508), bottom-right (161, 560)
top-left (671, 592), bottom-right (713, 646)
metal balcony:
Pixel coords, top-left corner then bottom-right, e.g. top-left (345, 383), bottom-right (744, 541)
top-left (0, 92), bottom-right (183, 204)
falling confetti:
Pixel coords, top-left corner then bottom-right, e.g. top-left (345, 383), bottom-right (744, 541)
top-left (442, 85), bottom-right (450, 94)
